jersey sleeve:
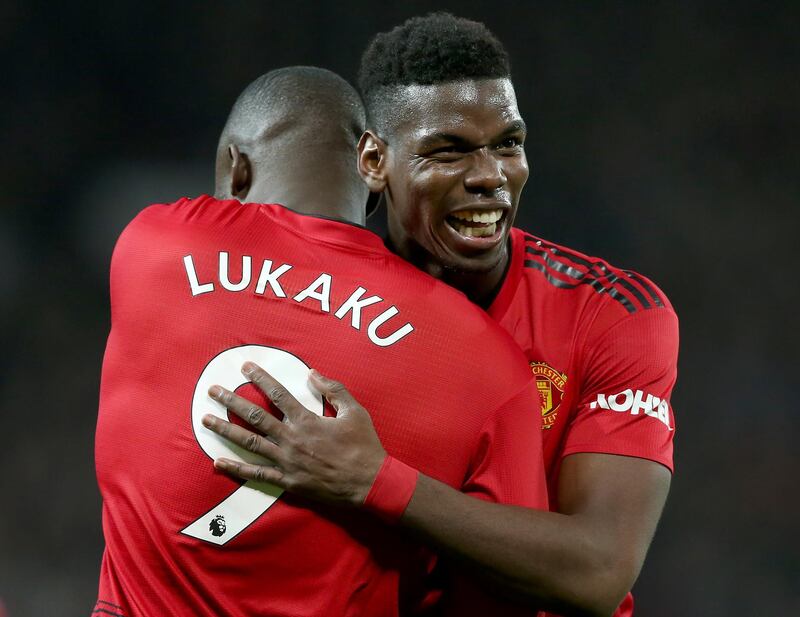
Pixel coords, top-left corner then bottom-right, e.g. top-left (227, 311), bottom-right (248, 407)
top-left (463, 378), bottom-right (549, 510)
top-left (563, 305), bottom-right (679, 472)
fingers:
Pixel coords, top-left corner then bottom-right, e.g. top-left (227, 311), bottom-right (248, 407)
top-left (202, 414), bottom-right (283, 462)
top-left (208, 383), bottom-right (286, 439)
top-left (308, 369), bottom-right (358, 416)
top-left (214, 458), bottom-right (286, 487)
top-left (243, 362), bottom-right (310, 424)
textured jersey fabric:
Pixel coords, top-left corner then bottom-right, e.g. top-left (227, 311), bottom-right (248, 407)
top-left (488, 227), bottom-right (679, 617)
top-left (94, 196), bottom-right (547, 617)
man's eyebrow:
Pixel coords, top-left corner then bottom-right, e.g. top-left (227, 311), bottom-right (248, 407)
top-left (417, 120), bottom-right (527, 149)
top-left (500, 119), bottom-right (527, 136)
top-left (417, 132), bottom-right (471, 148)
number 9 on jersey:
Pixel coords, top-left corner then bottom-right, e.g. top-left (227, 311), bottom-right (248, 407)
top-left (181, 344), bottom-right (323, 545)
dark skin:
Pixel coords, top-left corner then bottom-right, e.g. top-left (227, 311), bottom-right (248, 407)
top-left (217, 141), bottom-right (367, 224)
top-left (206, 79), bottom-right (672, 616)
top-left (361, 80), bottom-right (529, 307)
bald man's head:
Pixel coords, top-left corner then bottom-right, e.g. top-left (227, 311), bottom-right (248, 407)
top-left (215, 67), bottom-right (369, 223)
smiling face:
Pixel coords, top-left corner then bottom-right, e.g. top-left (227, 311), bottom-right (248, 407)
top-left (373, 79), bottom-right (528, 276)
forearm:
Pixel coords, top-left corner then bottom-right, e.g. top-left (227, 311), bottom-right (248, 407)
top-left (401, 474), bottom-right (631, 617)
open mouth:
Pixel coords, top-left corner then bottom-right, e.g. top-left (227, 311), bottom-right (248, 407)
top-left (446, 209), bottom-right (506, 238)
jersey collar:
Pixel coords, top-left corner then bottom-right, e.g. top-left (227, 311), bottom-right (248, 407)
top-left (256, 202), bottom-right (387, 253)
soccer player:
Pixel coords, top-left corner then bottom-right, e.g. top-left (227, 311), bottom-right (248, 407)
top-left (205, 14), bottom-right (678, 617)
top-left (94, 66), bottom-right (547, 616)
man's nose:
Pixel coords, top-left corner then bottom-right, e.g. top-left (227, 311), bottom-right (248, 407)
top-left (464, 148), bottom-right (507, 194)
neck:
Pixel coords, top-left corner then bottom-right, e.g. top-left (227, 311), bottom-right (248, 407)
top-left (439, 261), bottom-right (508, 308)
top-left (252, 184), bottom-right (365, 226)
top-left (219, 164), bottom-right (367, 226)
top-left (385, 235), bottom-right (510, 309)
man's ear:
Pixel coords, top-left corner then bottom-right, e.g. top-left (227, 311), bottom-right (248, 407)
top-left (228, 145), bottom-right (251, 200)
top-left (357, 131), bottom-right (388, 194)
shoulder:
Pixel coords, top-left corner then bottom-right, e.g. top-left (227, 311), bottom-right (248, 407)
top-left (116, 195), bottom-right (261, 255)
top-left (514, 228), bottom-right (675, 323)
top-left (131, 195), bottom-right (247, 228)
top-left (389, 263), bottom-right (532, 389)
top-left (110, 196), bottom-right (231, 275)
top-left (521, 231), bottom-right (679, 368)
top-left (119, 195), bottom-right (216, 237)
top-left (432, 298), bottom-right (532, 390)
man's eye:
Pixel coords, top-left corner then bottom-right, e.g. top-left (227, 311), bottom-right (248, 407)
top-left (428, 147), bottom-right (462, 160)
top-left (498, 137), bottom-right (522, 149)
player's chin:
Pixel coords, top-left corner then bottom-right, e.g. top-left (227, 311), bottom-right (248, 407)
top-left (437, 218), bottom-right (509, 268)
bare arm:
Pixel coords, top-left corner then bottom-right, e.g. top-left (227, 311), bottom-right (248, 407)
top-left (205, 363), bottom-right (670, 616)
top-left (401, 454), bottom-right (670, 616)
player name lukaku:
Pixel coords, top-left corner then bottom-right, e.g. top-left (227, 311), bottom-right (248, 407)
top-left (183, 252), bottom-right (414, 348)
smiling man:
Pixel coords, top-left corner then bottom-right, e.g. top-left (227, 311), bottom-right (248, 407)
top-left (356, 22), bottom-right (678, 612)
top-left (205, 13), bottom-right (679, 617)
top-left (363, 77), bottom-right (528, 302)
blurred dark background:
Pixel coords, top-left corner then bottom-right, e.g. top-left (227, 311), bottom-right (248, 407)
top-left (1, 1), bottom-right (798, 615)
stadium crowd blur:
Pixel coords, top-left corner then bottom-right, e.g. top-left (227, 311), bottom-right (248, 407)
top-left (1, 2), bottom-right (797, 615)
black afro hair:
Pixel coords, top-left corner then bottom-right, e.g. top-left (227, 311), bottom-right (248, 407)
top-left (358, 13), bottom-right (510, 134)
top-left (359, 12), bottom-right (510, 95)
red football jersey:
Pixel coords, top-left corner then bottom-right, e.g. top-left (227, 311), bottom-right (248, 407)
top-left (488, 227), bottom-right (679, 617)
top-left (94, 197), bottom-right (547, 617)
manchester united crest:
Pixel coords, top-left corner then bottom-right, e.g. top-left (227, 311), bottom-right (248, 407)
top-left (530, 362), bottom-right (567, 429)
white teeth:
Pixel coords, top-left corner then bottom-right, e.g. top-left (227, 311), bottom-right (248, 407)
top-left (451, 209), bottom-right (503, 223)
top-left (452, 221), bottom-right (497, 238)
top-left (449, 209), bottom-right (503, 239)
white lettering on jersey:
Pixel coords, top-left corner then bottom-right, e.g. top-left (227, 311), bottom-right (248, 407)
top-left (183, 255), bottom-right (215, 296)
top-left (254, 260), bottom-right (292, 297)
top-left (293, 273), bottom-right (332, 313)
top-left (367, 306), bottom-right (415, 347)
top-left (589, 389), bottom-right (673, 430)
top-left (334, 287), bottom-right (383, 329)
top-left (182, 253), bottom-right (415, 348)
top-left (219, 252), bottom-right (252, 292)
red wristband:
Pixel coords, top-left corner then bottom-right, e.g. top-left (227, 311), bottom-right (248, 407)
top-left (362, 455), bottom-right (419, 524)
